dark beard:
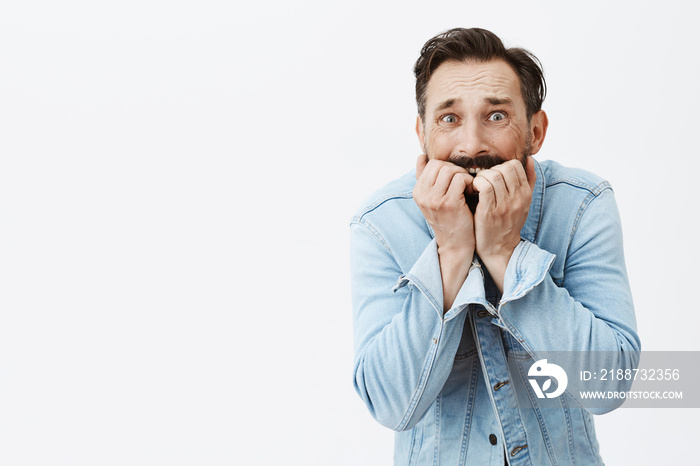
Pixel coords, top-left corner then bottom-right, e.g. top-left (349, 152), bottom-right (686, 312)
top-left (448, 153), bottom-right (528, 173)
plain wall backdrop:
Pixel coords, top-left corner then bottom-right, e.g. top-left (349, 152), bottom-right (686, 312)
top-left (1, 0), bottom-right (698, 464)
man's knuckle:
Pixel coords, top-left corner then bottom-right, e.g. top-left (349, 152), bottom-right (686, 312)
top-left (438, 165), bottom-right (454, 176)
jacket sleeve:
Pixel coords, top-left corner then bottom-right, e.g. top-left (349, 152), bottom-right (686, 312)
top-left (350, 217), bottom-right (483, 431)
top-left (497, 186), bottom-right (641, 413)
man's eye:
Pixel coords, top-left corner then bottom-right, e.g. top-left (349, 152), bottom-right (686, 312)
top-left (489, 112), bottom-right (506, 122)
top-left (441, 114), bottom-right (458, 123)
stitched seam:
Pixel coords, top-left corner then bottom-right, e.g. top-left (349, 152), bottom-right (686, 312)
top-left (513, 356), bottom-right (558, 466)
top-left (459, 350), bottom-right (479, 465)
top-left (355, 191), bottom-right (414, 219)
top-left (566, 185), bottom-right (613, 266)
top-left (532, 161), bottom-right (546, 244)
top-left (454, 348), bottom-right (477, 360)
top-left (433, 393), bottom-right (441, 465)
top-left (499, 251), bottom-right (555, 307)
top-left (404, 273), bottom-right (442, 317)
top-left (582, 410), bottom-right (599, 459)
top-left (350, 218), bottom-right (392, 253)
top-left (407, 426), bottom-right (418, 464)
top-left (395, 322), bottom-right (444, 431)
top-left (561, 396), bottom-right (576, 466)
top-left (546, 179), bottom-right (611, 195)
top-left (472, 319), bottom-right (512, 455)
top-left (496, 334), bottom-right (532, 461)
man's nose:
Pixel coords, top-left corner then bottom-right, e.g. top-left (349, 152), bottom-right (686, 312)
top-left (456, 120), bottom-right (489, 157)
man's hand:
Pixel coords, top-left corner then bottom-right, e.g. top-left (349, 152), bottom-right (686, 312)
top-left (472, 157), bottom-right (537, 292)
top-left (413, 154), bottom-right (475, 311)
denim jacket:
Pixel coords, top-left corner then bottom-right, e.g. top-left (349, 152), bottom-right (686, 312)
top-left (350, 159), bottom-right (641, 465)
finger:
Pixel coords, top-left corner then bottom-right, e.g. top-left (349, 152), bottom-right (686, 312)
top-left (474, 169), bottom-right (508, 208)
top-left (491, 160), bottom-right (522, 194)
top-left (446, 172), bottom-right (474, 202)
top-left (417, 158), bottom-right (451, 188)
top-left (416, 154), bottom-right (429, 180)
top-left (512, 159), bottom-right (528, 188)
top-left (433, 163), bottom-right (467, 195)
top-left (472, 174), bottom-right (497, 210)
top-left (525, 156), bottom-right (537, 191)
top-left (510, 159), bottom-right (529, 188)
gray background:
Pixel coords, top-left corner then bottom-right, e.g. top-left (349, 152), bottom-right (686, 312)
top-left (1, 0), bottom-right (698, 464)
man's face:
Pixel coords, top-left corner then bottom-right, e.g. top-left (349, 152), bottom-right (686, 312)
top-left (416, 59), bottom-right (545, 173)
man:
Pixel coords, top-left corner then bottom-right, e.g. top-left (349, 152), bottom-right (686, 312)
top-left (350, 28), bottom-right (640, 465)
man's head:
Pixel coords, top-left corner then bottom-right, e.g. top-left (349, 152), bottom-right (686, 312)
top-left (414, 28), bottom-right (548, 172)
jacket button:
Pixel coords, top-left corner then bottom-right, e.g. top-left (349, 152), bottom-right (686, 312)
top-left (489, 434), bottom-right (497, 445)
top-left (511, 444), bottom-right (528, 456)
top-left (493, 380), bottom-right (510, 391)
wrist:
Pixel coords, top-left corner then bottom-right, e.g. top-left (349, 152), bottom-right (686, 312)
top-left (437, 242), bottom-right (474, 259)
top-left (478, 246), bottom-right (517, 294)
top-left (437, 244), bottom-right (475, 276)
top-left (436, 242), bottom-right (475, 312)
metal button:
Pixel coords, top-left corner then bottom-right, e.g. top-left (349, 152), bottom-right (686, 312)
top-left (493, 380), bottom-right (510, 391)
top-left (511, 444), bottom-right (528, 456)
top-left (489, 434), bottom-right (497, 445)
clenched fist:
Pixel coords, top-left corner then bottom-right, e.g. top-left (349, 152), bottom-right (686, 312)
top-left (472, 156), bottom-right (537, 292)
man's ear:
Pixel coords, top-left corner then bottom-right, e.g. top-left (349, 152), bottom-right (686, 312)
top-left (529, 110), bottom-right (549, 155)
top-left (415, 115), bottom-right (426, 153)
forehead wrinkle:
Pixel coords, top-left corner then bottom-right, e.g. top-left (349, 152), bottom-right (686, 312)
top-left (436, 74), bottom-right (515, 102)
top-left (426, 61), bottom-right (523, 113)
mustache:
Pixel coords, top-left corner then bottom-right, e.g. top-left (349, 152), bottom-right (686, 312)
top-left (447, 154), bottom-right (508, 171)
top-left (448, 153), bottom-right (529, 172)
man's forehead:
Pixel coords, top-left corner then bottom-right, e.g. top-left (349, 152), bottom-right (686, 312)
top-left (426, 59), bottom-right (523, 109)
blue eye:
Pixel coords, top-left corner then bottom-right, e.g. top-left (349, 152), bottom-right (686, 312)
top-left (489, 112), bottom-right (506, 122)
top-left (441, 114), bottom-right (457, 123)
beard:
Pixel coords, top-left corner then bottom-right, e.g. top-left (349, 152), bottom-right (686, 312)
top-left (424, 134), bottom-right (533, 213)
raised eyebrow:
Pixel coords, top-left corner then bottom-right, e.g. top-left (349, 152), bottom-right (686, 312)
top-left (485, 97), bottom-right (513, 106)
top-left (434, 98), bottom-right (460, 112)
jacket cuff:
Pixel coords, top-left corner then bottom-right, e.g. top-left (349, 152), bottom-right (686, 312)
top-left (394, 239), bottom-right (485, 321)
top-left (448, 259), bottom-right (486, 319)
top-left (397, 239), bottom-right (485, 320)
top-left (500, 240), bottom-right (556, 305)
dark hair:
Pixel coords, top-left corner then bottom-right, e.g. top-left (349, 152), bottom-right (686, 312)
top-left (414, 28), bottom-right (546, 121)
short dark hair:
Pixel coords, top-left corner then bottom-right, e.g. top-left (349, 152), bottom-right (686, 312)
top-left (414, 28), bottom-right (546, 121)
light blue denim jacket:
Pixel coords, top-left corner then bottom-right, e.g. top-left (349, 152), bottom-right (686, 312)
top-left (350, 159), bottom-right (640, 465)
